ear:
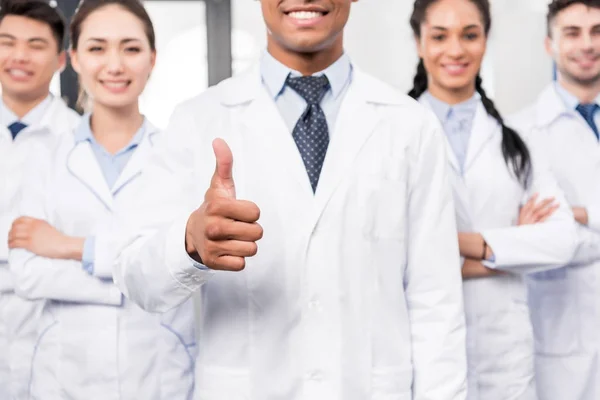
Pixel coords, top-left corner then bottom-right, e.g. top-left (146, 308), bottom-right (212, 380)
top-left (544, 35), bottom-right (553, 57)
top-left (57, 50), bottom-right (67, 73)
top-left (150, 50), bottom-right (156, 69)
top-left (414, 35), bottom-right (423, 58)
top-left (69, 48), bottom-right (80, 74)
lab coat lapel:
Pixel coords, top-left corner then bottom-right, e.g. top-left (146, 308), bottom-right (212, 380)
top-left (418, 96), bottom-right (462, 174)
top-left (112, 124), bottom-right (159, 195)
top-left (463, 103), bottom-right (496, 173)
top-left (220, 67), bottom-right (315, 200)
top-left (66, 141), bottom-right (113, 210)
top-left (311, 70), bottom-right (381, 222)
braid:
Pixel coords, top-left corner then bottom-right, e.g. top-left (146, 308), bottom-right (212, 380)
top-left (475, 75), bottom-right (532, 187)
top-left (408, 59), bottom-right (428, 99)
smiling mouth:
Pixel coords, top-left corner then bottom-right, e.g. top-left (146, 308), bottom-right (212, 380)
top-left (6, 68), bottom-right (33, 79)
top-left (100, 80), bottom-right (131, 91)
top-left (286, 10), bottom-right (328, 19)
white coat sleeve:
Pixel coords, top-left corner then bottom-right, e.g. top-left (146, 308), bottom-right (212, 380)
top-left (570, 224), bottom-right (600, 266)
top-left (480, 132), bottom-right (578, 274)
top-left (8, 145), bottom-right (122, 305)
top-left (113, 103), bottom-right (215, 314)
top-left (405, 112), bottom-right (467, 400)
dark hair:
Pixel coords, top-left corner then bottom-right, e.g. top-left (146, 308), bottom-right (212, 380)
top-left (408, 0), bottom-right (531, 187)
top-left (0, 0), bottom-right (67, 51)
top-left (547, 0), bottom-right (600, 37)
top-left (70, 0), bottom-right (156, 51)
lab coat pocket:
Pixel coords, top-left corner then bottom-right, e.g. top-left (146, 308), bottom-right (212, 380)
top-left (29, 318), bottom-right (61, 400)
top-left (528, 280), bottom-right (579, 356)
top-left (195, 366), bottom-right (250, 400)
top-left (371, 367), bottom-right (412, 400)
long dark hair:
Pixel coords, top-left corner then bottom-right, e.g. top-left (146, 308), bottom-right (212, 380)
top-left (408, 0), bottom-right (531, 187)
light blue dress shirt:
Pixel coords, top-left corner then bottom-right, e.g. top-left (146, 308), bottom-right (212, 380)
top-left (260, 50), bottom-right (353, 135)
top-left (191, 52), bottom-right (353, 270)
top-left (423, 91), bottom-right (480, 173)
top-left (554, 82), bottom-right (600, 136)
top-left (0, 95), bottom-right (52, 130)
top-left (74, 114), bottom-right (147, 274)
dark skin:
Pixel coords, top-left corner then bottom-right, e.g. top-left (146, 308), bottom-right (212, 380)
top-left (185, 0), bottom-right (358, 271)
top-left (262, 0), bottom-right (357, 75)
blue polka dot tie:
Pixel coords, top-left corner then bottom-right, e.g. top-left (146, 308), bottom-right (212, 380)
top-left (576, 103), bottom-right (600, 140)
top-left (8, 121), bottom-right (27, 140)
top-left (286, 75), bottom-right (330, 193)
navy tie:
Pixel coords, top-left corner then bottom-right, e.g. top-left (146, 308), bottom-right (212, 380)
top-left (8, 121), bottom-right (27, 140)
top-left (286, 75), bottom-right (330, 193)
top-left (576, 103), bottom-right (600, 140)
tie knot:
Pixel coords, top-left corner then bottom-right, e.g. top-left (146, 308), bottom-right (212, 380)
top-left (577, 103), bottom-right (599, 119)
top-left (8, 121), bottom-right (27, 139)
top-left (286, 75), bottom-right (330, 105)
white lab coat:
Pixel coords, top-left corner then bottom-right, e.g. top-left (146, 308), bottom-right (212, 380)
top-left (113, 66), bottom-right (468, 400)
top-left (0, 96), bottom-right (79, 400)
top-left (8, 122), bottom-right (196, 400)
top-left (511, 84), bottom-right (600, 400)
top-left (419, 97), bottom-right (578, 400)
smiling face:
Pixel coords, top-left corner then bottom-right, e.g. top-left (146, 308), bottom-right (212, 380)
top-left (547, 3), bottom-right (600, 86)
top-left (261, 0), bottom-right (357, 67)
top-left (416, 0), bottom-right (487, 97)
top-left (70, 4), bottom-right (155, 111)
top-left (0, 15), bottom-right (65, 102)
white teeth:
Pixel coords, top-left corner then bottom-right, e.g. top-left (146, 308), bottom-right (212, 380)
top-left (8, 69), bottom-right (28, 77)
top-left (103, 81), bottom-right (128, 88)
top-left (289, 11), bottom-right (323, 20)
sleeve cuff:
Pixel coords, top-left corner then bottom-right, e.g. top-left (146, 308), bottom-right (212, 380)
top-left (164, 216), bottom-right (215, 290)
top-left (588, 206), bottom-right (600, 233)
top-left (82, 236), bottom-right (96, 275)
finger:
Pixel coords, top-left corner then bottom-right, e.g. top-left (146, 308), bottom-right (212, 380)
top-left (205, 219), bottom-right (263, 241)
top-left (8, 239), bottom-right (28, 250)
top-left (211, 138), bottom-right (235, 198)
top-left (536, 204), bottom-right (560, 223)
top-left (531, 197), bottom-right (555, 212)
top-left (205, 255), bottom-right (246, 272)
top-left (215, 240), bottom-right (259, 258)
top-left (531, 199), bottom-right (557, 219)
top-left (522, 193), bottom-right (539, 213)
top-left (204, 199), bottom-right (261, 223)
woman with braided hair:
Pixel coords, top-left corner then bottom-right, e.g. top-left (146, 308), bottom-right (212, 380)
top-left (408, 0), bottom-right (578, 398)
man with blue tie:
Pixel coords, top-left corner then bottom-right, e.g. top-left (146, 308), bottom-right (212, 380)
top-left (0, 1), bottom-right (79, 398)
top-left (114, 0), bottom-right (468, 399)
top-left (511, 1), bottom-right (600, 399)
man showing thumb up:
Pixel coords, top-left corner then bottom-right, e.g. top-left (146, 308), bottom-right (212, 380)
top-left (185, 139), bottom-right (263, 271)
top-left (114, 1), bottom-right (467, 399)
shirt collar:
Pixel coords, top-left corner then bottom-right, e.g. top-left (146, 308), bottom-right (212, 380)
top-left (74, 113), bottom-right (147, 153)
top-left (554, 81), bottom-right (600, 109)
top-left (423, 91), bottom-right (480, 123)
top-left (260, 50), bottom-right (353, 100)
top-left (1, 94), bottom-right (53, 127)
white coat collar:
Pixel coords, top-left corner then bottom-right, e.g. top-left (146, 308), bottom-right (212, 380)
top-left (533, 83), bottom-right (573, 128)
top-left (66, 120), bottom-right (160, 211)
top-left (217, 65), bottom-right (407, 107)
top-left (419, 95), bottom-right (498, 174)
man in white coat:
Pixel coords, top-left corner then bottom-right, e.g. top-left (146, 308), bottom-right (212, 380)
top-left (114, 0), bottom-right (468, 398)
top-left (0, 1), bottom-right (79, 398)
top-left (511, 1), bottom-right (600, 399)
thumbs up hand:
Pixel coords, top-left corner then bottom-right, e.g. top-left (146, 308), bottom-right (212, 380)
top-left (185, 139), bottom-right (263, 271)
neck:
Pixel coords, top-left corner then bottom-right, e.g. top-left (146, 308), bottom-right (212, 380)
top-left (557, 75), bottom-right (600, 104)
top-left (267, 37), bottom-right (344, 75)
top-left (427, 81), bottom-right (476, 105)
top-left (89, 102), bottom-right (143, 149)
top-left (2, 91), bottom-right (50, 119)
